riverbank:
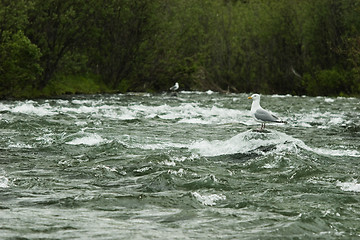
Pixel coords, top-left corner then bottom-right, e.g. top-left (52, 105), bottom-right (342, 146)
top-left (4, 75), bottom-right (359, 100)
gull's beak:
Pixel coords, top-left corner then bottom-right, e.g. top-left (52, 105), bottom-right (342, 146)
top-left (248, 96), bottom-right (252, 99)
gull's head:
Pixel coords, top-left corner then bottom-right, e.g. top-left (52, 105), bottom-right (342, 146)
top-left (248, 94), bottom-right (260, 101)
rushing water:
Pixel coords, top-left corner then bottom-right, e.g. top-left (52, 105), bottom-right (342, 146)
top-left (0, 92), bottom-right (359, 239)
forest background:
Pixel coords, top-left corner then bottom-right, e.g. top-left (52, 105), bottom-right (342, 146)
top-left (1, 0), bottom-right (360, 99)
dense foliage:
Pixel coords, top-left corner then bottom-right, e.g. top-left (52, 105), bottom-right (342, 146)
top-left (1, 0), bottom-right (360, 98)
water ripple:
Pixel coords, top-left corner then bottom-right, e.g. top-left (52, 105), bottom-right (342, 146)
top-left (1, 93), bottom-right (359, 239)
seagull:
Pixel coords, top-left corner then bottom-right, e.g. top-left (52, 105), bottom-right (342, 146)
top-left (170, 82), bottom-right (179, 91)
top-left (248, 94), bottom-right (286, 130)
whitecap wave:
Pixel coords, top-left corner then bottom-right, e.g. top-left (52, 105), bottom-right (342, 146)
top-left (179, 90), bottom-right (217, 95)
top-left (336, 180), bottom-right (360, 192)
top-left (189, 130), bottom-right (360, 158)
top-left (66, 133), bottom-right (107, 146)
top-left (168, 168), bottom-right (185, 176)
top-left (324, 98), bottom-right (335, 103)
top-left (192, 192), bottom-right (226, 206)
top-left (133, 142), bottom-right (187, 150)
top-left (312, 148), bottom-right (360, 158)
top-left (294, 111), bottom-right (349, 128)
top-left (123, 102), bottom-right (251, 124)
top-left (0, 102), bottom-right (11, 112)
top-left (9, 142), bottom-right (33, 149)
top-left (93, 164), bottom-right (118, 173)
top-left (189, 130), bottom-right (299, 157)
top-left (271, 94), bottom-right (293, 98)
top-left (0, 176), bottom-right (10, 188)
top-left (2, 95), bottom-right (251, 125)
top-left (146, 103), bottom-right (249, 124)
top-left (11, 102), bottom-right (56, 116)
top-left (56, 100), bottom-right (248, 123)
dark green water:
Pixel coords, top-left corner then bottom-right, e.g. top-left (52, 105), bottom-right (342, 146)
top-left (0, 92), bottom-right (359, 239)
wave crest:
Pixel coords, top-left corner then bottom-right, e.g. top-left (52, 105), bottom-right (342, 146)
top-left (189, 130), bottom-right (360, 158)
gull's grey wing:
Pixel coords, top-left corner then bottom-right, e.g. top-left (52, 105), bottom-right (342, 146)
top-left (254, 108), bottom-right (279, 122)
top-left (170, 85), bottom-right (178, 91)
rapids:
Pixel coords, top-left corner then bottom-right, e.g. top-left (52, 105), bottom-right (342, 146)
top-left (0, 92), bottom-right (359, 239)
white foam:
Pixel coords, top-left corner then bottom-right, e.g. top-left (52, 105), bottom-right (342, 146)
top-left (66, 133), bottom-right (106, 146)
top-left (271, 94), bottom-right (292, 98)
top-left (9, 142), bottom-right (33, 149)
top-left (298, 122), bottom-right (312, 128)
top-left (93, 164), bottom-right (118, 173)
top-left (0, 176), bottom-right (10, 188)
top-left (75, 121), bottom-right (87, 126)
top-left (294, 110), bottom-right (347, 128)
top-left (336, 180), bottom-right (360, 192)
top-left (313, 148), bottom-right (360, 157)
top-left (35, 134), bottom-right (55, 145)
top-left (134, 166), bottom-right (152, 173)
top-left (0, 102), bottom-right (11, 111)
top-left (192, 192), bottom-right (226, 206)
top-left (263, 163), bottom-right (278, 169)
top-left (3, 98), bottom-right (250, 125)
top-left (116, 107), bottom-right (137, 120)
top-left (324, 98), bottom-right (335, 103)
top-left (190, 129), bottom-right (360, 158)
top-left (190, 130), bottom-right (297, 157)
top-left (12, 102), bottom-right (56, 116)
top-left (77, 106), bottom-right (98, 113)
top-left (152, 103), bottom-right (249, 125)
top-left (170, 154), bottom-right (199, 163)
top-left (134, 142), bottom-right (187, 150)
top-left (162, 160), bottom-right (176, 166)
top-left (54, 99), bottom-right (69, 105)
top-left (168, 168), bottom-right (185, 176)
top-left (179, 91), bottom-right (215, 95)
top-left (178, 118), bottom-right (210, 124)
top-left (59, 104), bottom-right (137, 120)
top-left (328, 117), bottom-right (344, 125)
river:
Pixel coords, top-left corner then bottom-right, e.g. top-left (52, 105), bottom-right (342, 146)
top-left (0, 92), bottom-right (359, 239)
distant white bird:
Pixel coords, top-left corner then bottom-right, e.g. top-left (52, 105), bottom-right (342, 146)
top-left (248, 94), bottom-right (286, 130)
top-left (170, 82), bottom-right (179, 91)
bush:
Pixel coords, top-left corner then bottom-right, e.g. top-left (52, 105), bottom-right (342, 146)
top-left (0, 30), bottom-right (42, 98)
top-left (305, 68), bottom-right (345, 96)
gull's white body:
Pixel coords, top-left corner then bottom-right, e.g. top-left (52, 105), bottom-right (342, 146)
top-left (170, 82), bottom-right (179, 91)
top-left (248, 94), bottom-right (285, 130)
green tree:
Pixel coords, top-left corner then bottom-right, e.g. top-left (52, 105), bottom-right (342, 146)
top-left (26, 0), bottom-right (97, 88)
top-left (1, 0), bottom-right (360, 98)
top-left (0, 30), bottom-right (42, 98)
top-left (298, 0), bottom-right (360, 95)
top-left (86, 0), bottom-right (153, 91)
top-left (0, 0), bottom-right (43, 98)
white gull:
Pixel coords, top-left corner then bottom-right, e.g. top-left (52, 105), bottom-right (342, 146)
top-left (248, 94), bottom-right (286, 130)
top-left (170, 82), bottom-right (179, 91)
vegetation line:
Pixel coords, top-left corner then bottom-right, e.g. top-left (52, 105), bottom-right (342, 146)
top-left (1, 0), bottom-right (360, 99)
